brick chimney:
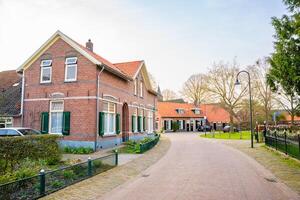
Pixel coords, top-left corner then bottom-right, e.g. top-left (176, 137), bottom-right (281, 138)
top-left (86, 39), bottom-right (93, 52)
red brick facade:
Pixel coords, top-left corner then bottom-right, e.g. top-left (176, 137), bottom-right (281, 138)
top-left (21, 32), bottom-right (157, 149)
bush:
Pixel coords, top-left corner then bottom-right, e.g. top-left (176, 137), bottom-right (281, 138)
top-left (63, 146), bottom-right (94, 154)
top-left (0, 135), bottom-right (61, 173)
top-left (172, 121), bottom-right (179, 132)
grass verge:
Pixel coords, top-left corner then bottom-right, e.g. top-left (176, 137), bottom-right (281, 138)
top-left (200, 131), bottom-right (251, 140)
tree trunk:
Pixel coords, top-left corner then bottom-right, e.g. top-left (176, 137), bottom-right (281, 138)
top-left (229, 114), bottom-right (234, 137)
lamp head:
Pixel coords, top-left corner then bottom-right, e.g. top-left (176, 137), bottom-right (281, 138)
top-left (234, 78), bottom-right (241, 86)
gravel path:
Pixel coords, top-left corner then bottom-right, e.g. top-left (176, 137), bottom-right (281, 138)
top-left (100, 133), bottom-right (299, 200)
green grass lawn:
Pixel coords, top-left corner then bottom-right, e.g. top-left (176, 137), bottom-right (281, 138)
top-left (200, 131), bottom-right (251, 140)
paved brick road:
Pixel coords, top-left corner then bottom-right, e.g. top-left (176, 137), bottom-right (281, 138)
top-left (100, 133), bottom-right (299, 200)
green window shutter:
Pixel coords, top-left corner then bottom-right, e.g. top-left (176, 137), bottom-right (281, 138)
top-left (138, 116), bottom-right (141, 132)
top-left (62, 112), bottom-right (71, 136)
top-left (132, 115), bottom-right (135, 132)
top-left (116, 113), bottom-right (120, 134)
top-left (40, 112), bottom-right (49, 134)
top-left (99, 112), bottom-right (105, 136)
top-left (143, 117), bottom-right (146, 132)
top-left (171, 120), bottom-right (173, 130)
top-left (164, 120), bottom-right (167, 130)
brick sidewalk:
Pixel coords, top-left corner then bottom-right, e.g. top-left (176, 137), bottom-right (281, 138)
top-left (42, 136), bottom-right (170, 200)
top-left (223, 140), bottom-right (300, 196)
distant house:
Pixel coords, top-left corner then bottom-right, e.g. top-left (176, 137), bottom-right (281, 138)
top-left (17, 30), bottom-right (157, 150)
top-left (0, 70), bottom-right (22, 128)
top-left (157, 101), bottom-right (230, 132)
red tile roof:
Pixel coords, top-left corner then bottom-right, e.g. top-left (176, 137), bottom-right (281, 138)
top-left (0, 70), bottom-right (21, 91)
top-left (114, 61), bottom-right (143, 78)
top-left (158, 102), bottom-right (230, 123)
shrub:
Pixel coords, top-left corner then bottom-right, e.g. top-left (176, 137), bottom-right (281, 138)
top-left (63, 146), bottom-right (94, 154)
top-left (172, 121), bottom-right (179, 132)
top-left (0, 135), bottom-right (61, 173)
top-left (63, 170), bottom-right (76, 180)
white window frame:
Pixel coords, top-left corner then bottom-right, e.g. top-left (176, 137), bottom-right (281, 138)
top-left (167, 120), bottom-right (172, 130)
top-left (133, 108), bottom-right (138, 133)
top-left (194, 109), bottom-right (200, 114)
top-left (40, 59), bottom-right (52, 83)
top-left (65, 57), bottom-right (78, 82)
top-left (134, 79), bottom-right (138, 96)
top-left (148, 111), bottom-right (153, 133)
top-left (139, 109), bottom-right (144, 132)
top-left (103, 101), bottom-right (116, 135)
top-left (179, 120), bottom-right (183, 129)
top-left (140, 81), bottom-right (143, 97)
top-left (49, 100), bottom-right (64, 134)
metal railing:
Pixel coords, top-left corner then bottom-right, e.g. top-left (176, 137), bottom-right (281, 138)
top-left (265, 130), bottom-right (300, 160)
top-left (0, 153), bottom-right (118, 200)
top-left (138, 134), bottom-right (160, 153)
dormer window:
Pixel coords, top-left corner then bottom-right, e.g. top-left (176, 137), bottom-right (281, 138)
top-left (176, 109), bottom-right (184, 114)
top-left (40, 59), bottom-right (52, 83)
top-left (194, 109), bottom-right (201, 115)
top-left (65, 57), bottom-right (77, 82)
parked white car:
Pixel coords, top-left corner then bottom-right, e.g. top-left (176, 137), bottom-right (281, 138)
top-left (0, 127), bottom-right (41, 137)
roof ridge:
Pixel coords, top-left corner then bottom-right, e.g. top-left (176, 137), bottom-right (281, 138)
top-left (113, 60), bottom-right (143, 65)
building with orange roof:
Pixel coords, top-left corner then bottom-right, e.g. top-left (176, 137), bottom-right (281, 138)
top-left (17, 30), bottom-right (157, 150)
top-left (157, 101), bottom-right (231, 132)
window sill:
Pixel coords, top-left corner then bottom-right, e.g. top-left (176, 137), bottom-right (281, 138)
top-left (102, 133), bottom-right (117, 138)
top-left (64, 80), bottom-right (77, 83)
top-left (40, 82), bottom-right (52, 85)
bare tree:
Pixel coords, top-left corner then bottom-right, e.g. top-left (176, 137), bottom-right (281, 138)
top-left (248, 58), bottom-right (275, 124)
top-left (181, 73), bottom-right (208, 106)
top-left (206, 60), bottom-right (248, 132)
top-left (162, 89), bottom-right (178, 101)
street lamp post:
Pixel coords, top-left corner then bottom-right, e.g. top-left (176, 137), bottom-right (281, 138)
top-left (235, 70), bottom-right (254, 148)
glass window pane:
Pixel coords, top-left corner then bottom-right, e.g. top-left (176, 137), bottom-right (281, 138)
top-left (42, 67), bottom-right (51, 82)
top-left (103, 102), bottom-right (108, 112)
top-left (51, 112), bottom-right (63, 133)
top-left (104, 113), bottom-right (108, 133)
top-left (41, 60), bottom-right (52, 67)
top-left (109, 113), bottom-right (115, 133)
top-left (51, 102), bottom-right (63, 111)
top-left (66, 57), bottom-right (77, 65)
top-left (108, 103), bottom-right (115, 113)
top-left (66, 65), bottom-right (76, 80)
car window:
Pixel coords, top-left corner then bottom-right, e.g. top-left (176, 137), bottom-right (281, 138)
top-left (6, 129), bottom-right (20, 136)
top-left (0, 129), bottom-right (7, 136)
top-left (18, 129), bottom-right (40, 135)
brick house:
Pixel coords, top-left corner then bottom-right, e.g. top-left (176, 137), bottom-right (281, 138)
top-left (157, 102), bottom-right (230, 132)
top-left (0, 70), bottom-right (23, 128)
top-left (17, 30), bottom-right (157, 150)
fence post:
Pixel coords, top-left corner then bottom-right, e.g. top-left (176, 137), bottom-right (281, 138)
top-left (115, 149), bottom-right (118, 166)
top-left (275, 130), bottom-right (277, 150)
top-left (298, 134), bottom-right (300, 157)
top-left (88, 157), bottom-right (92, 176)
top-left (284, 131), bottom-right (287, 155)
top-left (39, 169), bottom-right (45, 196)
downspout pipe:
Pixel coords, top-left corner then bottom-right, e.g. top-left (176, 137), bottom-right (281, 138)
top-left (20, 71), bottom-right (25, 126)
top-left (95, 65), bottom-right (105, 151)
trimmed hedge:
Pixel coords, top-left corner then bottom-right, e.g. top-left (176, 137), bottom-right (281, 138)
top-left (0, 135), bottom-right (61, 173)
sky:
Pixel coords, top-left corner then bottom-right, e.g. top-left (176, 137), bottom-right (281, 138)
top-left (0, 0), bottom-right (287, 92)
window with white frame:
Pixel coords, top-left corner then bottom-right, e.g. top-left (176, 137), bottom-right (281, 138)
top-left (167, 120), bottom-right (172, 130)
top-left (148, 111), bottom-right (153, 133)
top-left (194, 109), bottom-right (201, 114)
top-left (134, 79), bottom-right (138, 95)
top-left (65, 57), bottom-right (77, 82)
top-left (50, 101), bottom-right (64, 134)
top-left (140, 82), bottom-right (143, 97)
top-left (179, 120), bottom-right (183, 129)
top-left (40, 60), bottom-right (52, 83)
top-left (139, 109), bottom-right (144, 131)
top-left (133, 108), bottom-right (138, 132)
top-left (103, 101), bottom-right (116, 135)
